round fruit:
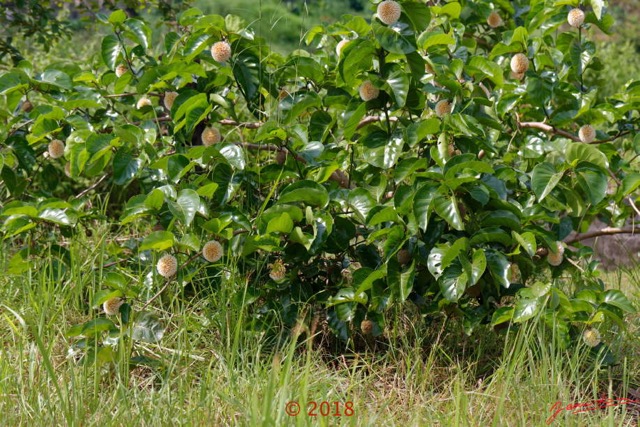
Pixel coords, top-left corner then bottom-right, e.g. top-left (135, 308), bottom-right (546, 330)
top-left (582, 328), bottom-right (601, 347)
top-left (21, 100), bottom-right (33, 113)
top-left (377, 0), bottom-right (401, 26)
top-left (360, 319), bottom-right (374, 335)
top-left (48, 139), bottom-right (65, 159)
top-left (435, 100), bottom-right (452, 118)
top-left (397, 249), bottom-right (411, 265)
top-left (201, 126), bottom-right (222, 146)
top-left (359, 80), bottom-right (379, 102)
top-left (202, 240), bottom-right (224, 262)
top-left (487, 11), bottom-right (503, 28)
top-left (136, 97), bottom-right (152, 109)
top-left (567, 8), bottom-right (585, 28)
top-left (157, 254), bottom-right (178, 278)
top-left (510, 53), bottom-right (529, 74)
top-left (115, 64), bottom-right (128, 78)
top-left (164, 91), bottom-right (178, 110)
top-left (546, 241), bottom-right (565, 266)
top-left (103, 297), bottom-right (124, 316)
top-left (578, 124), bottom-right (596, 143)
top-left (211, 41), bottom-right (232, 62)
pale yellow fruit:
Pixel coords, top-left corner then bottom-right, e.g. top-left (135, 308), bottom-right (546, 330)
top-left (269, 259), bottom-right (286, 281)
top-left (103, 297), bottom-right (124, 316)
top-left (578, 124), bottom-right (596, 143)
top-left (64, 162), bottom-right (72, 178)
top-left (211, 41), bottom-right (232, 62)
top-left (360, 319), bottom-right (374, 335)
top-left (164, 91), bottom-right (178, 110)
top-left (359, 80), bottom-right (379, 102)
top-left (202, 240), bottom-right (224, 262)
top-left (510, 71), bottom-right (525, 80)
top-left (48, 139), bottom-right (65, 159)
top-left (567, 8), bottom-right (585, 28)
top-left (582, 328), bottom-right (601, 347)
top-left (510, 53), bottom-right (529, 74)
top-left (201, 126), bottom-right (222, 146)
top-left (136, 97), bottom-right (152, 109)
top-left (115, 64), bottom-right (128, 78)
top-left (377, 0), bottom-right (401, 25)
top-left (509, 263), bottom-right (521, 284)
top-left (547, 241), bottom-right (565, 266)
top-left (157, 254), bottom-right (178, 278)
top-left (336, 39), bottom-right (350, 56)
top-left (487, 11), bottom-right (503, 28)
top-left (435, 100), bottom-right (452, 118)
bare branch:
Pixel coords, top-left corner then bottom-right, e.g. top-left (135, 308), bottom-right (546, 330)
top-left (565, 226), bottom-right (640, 244)
top-left (517, 121), bottom-right (580, 142)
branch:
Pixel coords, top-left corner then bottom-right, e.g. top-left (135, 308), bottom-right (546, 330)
top-left (565, 226), bottom-right (640, 244)
top-left (517, 120), bottom-right (580, 142)
top-left (517, 118), bottom-right (633, 145)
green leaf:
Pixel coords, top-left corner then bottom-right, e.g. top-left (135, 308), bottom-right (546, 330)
top-left (466, 57), bottom-right (504, 87)
top-left (339, 39), bottom-right (375, 86)
top-left (113, 150), bottom-right (141, 185)
top-left (485, 249), bottom-right (510, 288)
top-left (414, 182), bottom-right (439, 231)
top-left (439, 264), bottom-right (467, 302)
top-left (441, 237), bottom-right (468, 271)
top-left (101, 35), bottom-right (122, 70)
top-left (491, 307), bottom-right (514, 326)
top-left (531, 163), bottom-right (563, 201)
top-left (566, 143), bottom-right (608, 170)
top-left (362, 130), bottom-right (404, 169)
top-left (388, 260), bottom-right (415, 303)
top-left (170, 189), bottom-right (200, 226)
top-left (602, 290), bottom-right (635, 313)
top-left (470, 249), bottom-right (486, 285)
top-left (139, 231), bottom-right (175, 251)
top-left (386, 66), bottom-right (409, 108)
top-left (373, 21), bottom-right (417, 54)
top-left (417, 31), bottom-right (455, 52)
top-left (124, 19), bottom-right (151, 50)
top-left (513, 298), bottom-right (542, 323)
top-left (278, 180), bottom-right (329, 208)
top-left (38, 208), bottom-right (74, 226)
top-left (512, 231), bottom-right (537, 257)
top-left (591, 0), bottom-right (607, 20)
top-left (108, 9), bottom-right (127, 24)
top-left (266, 213), bottom-right (294, 234)
top-left (433, 194), bottom-right (464, 231)
top-left (402, 2), bottom-right (431, 31)
top-left (575, 164), bottom-right (607, 205)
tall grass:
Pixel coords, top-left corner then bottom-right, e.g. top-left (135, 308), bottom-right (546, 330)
top-left (1, 228), bottom-right (638, 426)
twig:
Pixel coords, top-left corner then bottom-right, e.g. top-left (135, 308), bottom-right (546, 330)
top-left (565, 226), bottom-right (640, 244)
top-left (140, 279), bottom-right (171, 311)
top-left (517, 121), bottom-right (580, 142)
top-left (75, 174), bottom-right (108, 199)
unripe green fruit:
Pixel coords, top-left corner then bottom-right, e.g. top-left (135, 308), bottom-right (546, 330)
top-left (377, 0), bottom-right (401, 26)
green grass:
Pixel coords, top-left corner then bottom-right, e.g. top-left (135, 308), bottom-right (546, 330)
top-left (1, 225), bottom-right (639, 426)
